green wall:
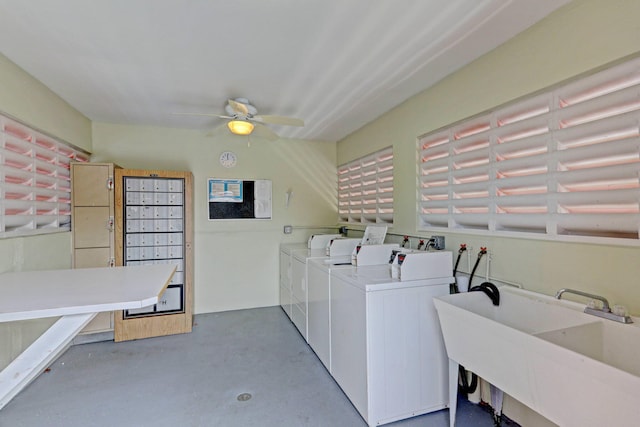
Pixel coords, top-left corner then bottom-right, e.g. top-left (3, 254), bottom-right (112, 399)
top-left (339, 0), bottom-right (640, 311)
top-left (0, 53), bottom-right (92, 370)
top-left (0, 52), bottom-right (91, 275)
top-left (337, 1), bottom-right (640, 424)
top-left (0, 54), bottom-right (91, 151)
top-left (91, 122), bottom-right (337, 314)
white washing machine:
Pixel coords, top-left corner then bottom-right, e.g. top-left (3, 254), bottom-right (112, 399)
top-left (329, 253), bottom-right (453, 426)
top-left (307, 244), bottom-right (400, 373)
top-left (279, 243), bottom-right (307, 320)
top-left (307, 257), bottom-right (352, 371)
top-left (279, 234), bottom-right (349, 333)
top-left (290, 247), bottom-right (333, 340)
top-left (287, 238), bottom-right (361, 341)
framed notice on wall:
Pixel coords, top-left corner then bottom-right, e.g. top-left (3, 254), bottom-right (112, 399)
top-left (209, 179), bottom-right (243, 202)
top-left (208, 178), bottom-right (272, 220)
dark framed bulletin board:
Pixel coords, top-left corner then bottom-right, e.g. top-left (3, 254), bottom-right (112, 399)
top-left (207, 178), bottom-right (272, 220)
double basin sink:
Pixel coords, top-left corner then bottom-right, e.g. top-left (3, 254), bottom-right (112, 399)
top-left (434, 287), bottom-right (640, 426)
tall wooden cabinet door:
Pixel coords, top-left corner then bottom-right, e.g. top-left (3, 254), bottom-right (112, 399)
top-left (74, 248), bottom-right (112, 268)
top-left (114, 169), bottom-right (193, 342)
top-left (73, 206), bottom-right (111, 248)
top-left (72, 163), bottom-right (112, 206)
top-left (71, 162), bottom-right (118, 334)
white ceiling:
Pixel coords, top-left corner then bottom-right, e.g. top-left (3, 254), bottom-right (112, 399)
top-left (0, 0), bottom-right (570, 142)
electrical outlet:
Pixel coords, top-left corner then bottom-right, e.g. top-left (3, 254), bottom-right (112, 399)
top-left (283, 225), bottom-right (293, 234)
top-left (432, 235), bottom-right (445, 250)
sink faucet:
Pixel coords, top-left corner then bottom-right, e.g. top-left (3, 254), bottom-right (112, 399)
top-left (555, 288), bottom-right (632, 324)
top-left (555, 288), bottom-right (611, 310)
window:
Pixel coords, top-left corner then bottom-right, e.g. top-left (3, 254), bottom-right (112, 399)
top-left (338, 146), bottom-right (393, 224)
top-left (418, 56), bottom-right (640, 241)
top-left (0, 114), bottom-right (89, 237)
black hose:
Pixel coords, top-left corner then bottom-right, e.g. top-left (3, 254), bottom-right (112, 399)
top-left (457, 247), bottom-right (487, 397)
top-left (469, 248), bottom-right (488, 286)
top-left (451, 246), bottom-right (467, 294)
top-left (458, 365), bottom-right (478, 396)
top-left (469, 282), bottom-right (500, 306)
top-left (453, 253), bottom-right (462, 277)
top-left (459, 283), bottom-right (499, 396)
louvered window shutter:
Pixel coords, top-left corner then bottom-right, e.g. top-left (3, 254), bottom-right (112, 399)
top-left (419, 56), bottom-right (640, 241)
top-left (338, 146), bottom-right (393, 224)
top-left (1, 115), bottom-right (89, 237)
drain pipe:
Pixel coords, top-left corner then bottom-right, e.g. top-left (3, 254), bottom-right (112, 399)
top-left (450, 245), bottom-right (478, 398)
top-left (490, 383), bottom-right (504, 426)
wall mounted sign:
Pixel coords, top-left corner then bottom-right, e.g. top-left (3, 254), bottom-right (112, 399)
top-left (209, 179), bottom-right (243, 203)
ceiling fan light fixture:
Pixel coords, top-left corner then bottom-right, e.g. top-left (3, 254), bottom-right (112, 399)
top-left (227, 120), bottom-right (254, 135)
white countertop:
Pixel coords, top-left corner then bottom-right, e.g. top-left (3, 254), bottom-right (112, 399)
top-left (0, 264), bottom-right (176, 322)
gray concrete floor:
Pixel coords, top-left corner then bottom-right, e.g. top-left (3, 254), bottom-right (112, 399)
top-left (1, 307), bottom-right (498, 427)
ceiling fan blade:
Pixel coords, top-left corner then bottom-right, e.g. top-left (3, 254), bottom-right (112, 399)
top-left (204, 123), bottom-right (229, 137)
top-left (252, 115), bottom-right (304, 127)
top-left (251, 123), bottom-right (279, 141)
top-left (173, 112), bottom-right (233, 119)
top-left (228, 99), bottom-right (250, 115)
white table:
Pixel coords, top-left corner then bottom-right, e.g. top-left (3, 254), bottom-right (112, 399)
top-left (0, 264), bottom-right (176, 410)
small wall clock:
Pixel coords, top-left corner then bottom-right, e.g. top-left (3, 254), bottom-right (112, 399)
top-left (219, 151), bottom-right (237, 168)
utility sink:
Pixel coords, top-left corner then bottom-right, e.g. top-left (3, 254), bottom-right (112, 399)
top-left (433, 287), bottom-right (640, 427)
top-left (535, 320), bottom-right (640, 377)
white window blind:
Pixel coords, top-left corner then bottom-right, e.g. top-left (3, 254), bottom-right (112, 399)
top-left (0, 114), bottom-right (90, 237)
top-left (419, 56), bottom-right (640, 241)
top-left (338, 146), bottom-right (393, 224)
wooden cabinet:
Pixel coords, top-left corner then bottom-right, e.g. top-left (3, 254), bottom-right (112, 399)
top-left (114, 169), bottom-right (193, 342)
top-left (71, 162), bottom-right (118, 334)
top-left (73, 206), bottom-right (112, 247)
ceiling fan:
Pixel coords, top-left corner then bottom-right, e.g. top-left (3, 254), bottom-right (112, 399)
top-left (176, 98), bottom-right (304, 140)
